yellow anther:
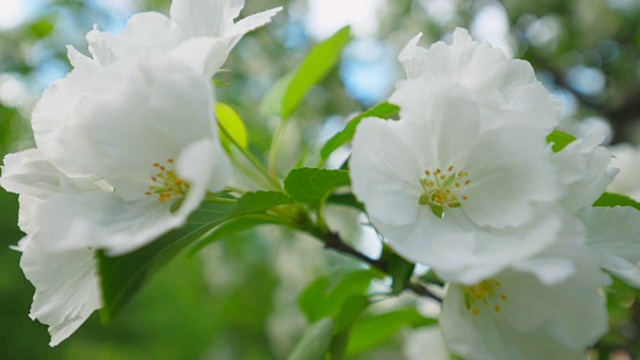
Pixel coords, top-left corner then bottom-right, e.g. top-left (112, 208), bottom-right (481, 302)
top-left (418, 165), bottom-right (471, 217)
top-left (146, 159), bottom-right (189, 203)
top-left (464, 278), bottom-right (508, 317)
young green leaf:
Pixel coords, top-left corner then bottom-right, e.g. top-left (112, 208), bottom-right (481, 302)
top-left (284, 168), bottom-right (350, 206)
top-left (346, 309), bottom-right (437, 355)
top-left (320, 102), bottom-right (400, 161)
top-left (330, 295), bottom-right (369, 360)
top-left (288, 318), bottom-right (335, 360)
top-left (261, 27), bottom-right (352, 119)
top-left (387, 253), bottom-right (415, 295)
top-left (593, 192), bottom-right (640, 211)
top-left (216, 103), bottom-right (249, 150)
top-left (229, 191), bottom-right (294, 217)
top-left (98, 201), bottom-right (234, 321)
top-left (546, 130), bottom-right (576, 152)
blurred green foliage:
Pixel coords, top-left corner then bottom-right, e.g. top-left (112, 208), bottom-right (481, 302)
top-left (1, 0), bottom-right (640, 359)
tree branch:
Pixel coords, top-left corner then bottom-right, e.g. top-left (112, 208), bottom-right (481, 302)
top-left (322, 230), bottom-right (442, 303)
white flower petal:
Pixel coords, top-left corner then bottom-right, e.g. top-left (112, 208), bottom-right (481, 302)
top-left (554, 134), bottom-right (618, 212)
top-left (20, 234), bottom-right (102, 347)
top-left (170, 0), bottom-right (244, 38)
top-left (176, 138), bottom-right (231, 194)
top-left (350, 117), bottom-right (425, 226)
top-left (463, 125), bottom-right (560, 228)
top-left (577, 206), bottom-right (640, 286)
top-left (86, 12), bottom-right (180, 66)
top-left (169, 36), bottom-right (227, 77)
top-left (607, 143), bottom-right (640, 201)
top-left (1, 149), bottom-right (63, 198)
top-left (391, 28), bottom-right (560, 132)
top-left (224, 6), bottom-right (283, 49)
top-left (36, 138), bottom-right (227, 256)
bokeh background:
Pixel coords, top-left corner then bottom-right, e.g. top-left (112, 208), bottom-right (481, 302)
top-left (2, 0), bottom-right (640, 359)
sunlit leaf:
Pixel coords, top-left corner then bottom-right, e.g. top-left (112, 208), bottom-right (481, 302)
top-left (261, 27), bottom-right (351, 119)
top-left (216, 103), bottom-right (248, 150)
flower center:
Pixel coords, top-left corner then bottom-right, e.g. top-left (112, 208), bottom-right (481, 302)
top-left (463, 279), bottom-right (508, 316)
top-left (418, 165), bottom-right (470, 218)
top-left (144, 159), bottom-right (189, 203)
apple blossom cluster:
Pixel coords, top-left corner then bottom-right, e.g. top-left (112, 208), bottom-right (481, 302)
top-left (2, 0), bottom-right (640, 358)
top-left (350, 29), bottom-right (640, 359)
top-left (0, 0), bottom-right (280, 346)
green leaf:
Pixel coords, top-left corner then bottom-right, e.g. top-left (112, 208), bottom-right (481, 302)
top-left (593, 192), bottom-right (640, 211)
top-left (284, 168), bottom-right (350, 206)
top-left (216, 103), bottom-right (249, 150)
top-left (320, 102), bottom-right (400, 161)
top-left (346, 309), bottom-right (437, 355)
top-left (330, 295), bottom-right (368, 360)
top-left (299, 270), bottom-right (381, 322)
top-left (288, 318), bottom-right (335, 360)
top-left (387, 253), bottom-right (415, 295)
top-left (546, 130), bottom-right (576, 152)
top-left (333, 295), bottom-right (368, 334)
top-left (98, 201), bottom-right (234, 321)
top-left (261, 27), bottom-right (352, 119)
top-left (229, 191), bottom-right (294, 217)
top-left (28, 16), bottom-right (55, 38)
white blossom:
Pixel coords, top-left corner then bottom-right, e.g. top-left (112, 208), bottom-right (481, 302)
top-left (350, 90), bottom-right (564, 283)
top-left (440, 238), bottom-right (609, 360)
top-left (85, 0), bottom-right (282, 77)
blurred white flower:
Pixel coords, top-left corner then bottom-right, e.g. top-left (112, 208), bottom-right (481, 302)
top-left (404, 326), bottom-right (450, 360)
top-left (441, 239), bottom-right (609, 360)
top-left (85, 0), bottom-right (282, 76)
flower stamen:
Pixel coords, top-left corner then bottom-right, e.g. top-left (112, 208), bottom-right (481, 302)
top-left (418, 165), bottom-right (470, 218)
top-left (463, 279), bottom-right (508, 316)
top-left (145, 159), bottom-right (189, 203)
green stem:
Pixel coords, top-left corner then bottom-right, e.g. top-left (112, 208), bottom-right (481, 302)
top-left (219, 124), bottom-right (281, 191)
